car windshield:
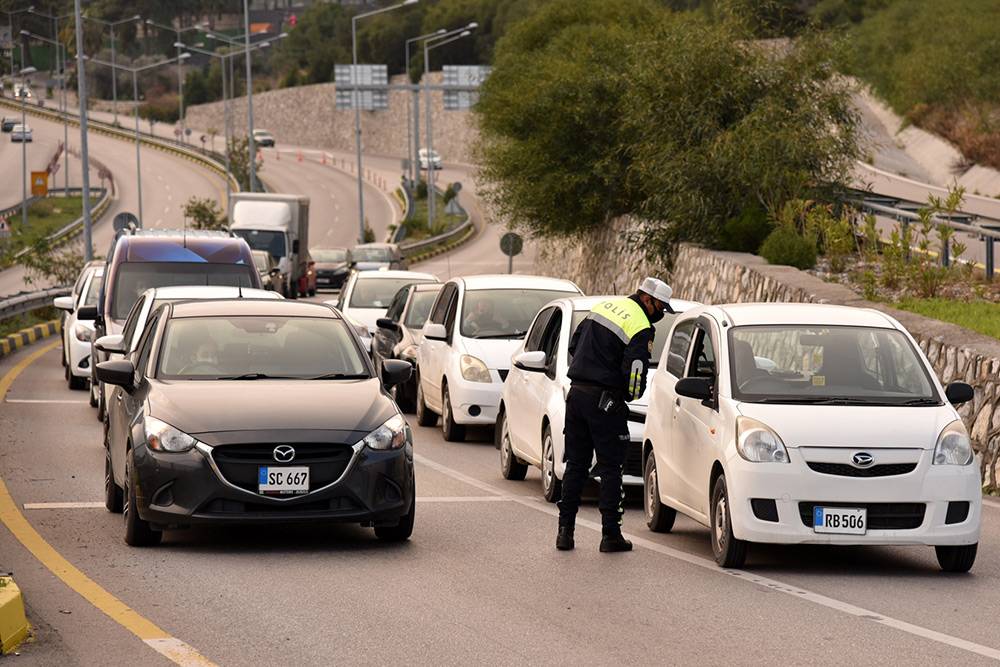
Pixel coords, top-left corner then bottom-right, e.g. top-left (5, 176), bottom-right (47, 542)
top-left (252, 252), bottom-right (269, 272)
top-left (571, 308), bottom-right (678, 366)
top-left (350, 278), bottom-right (433, 309)
top-left (233, 230), bottom-right (286, 258)
top-left (404, 288), bottom-right (442, 328)
top-left (352, 247), bottom-right (392, 262)
top-left (159, 316), bottom-right (369, 380)
top-left (112, 263), bottom-right (256, 320)
top-left (462, 289), bottom-right (577, 338)
top-left (729, 325), bottom-right (938, 404)
top-left (312, 248), bottom-right (347, 263)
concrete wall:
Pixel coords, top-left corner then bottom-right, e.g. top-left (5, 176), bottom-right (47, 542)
top-left (183, 73), bottom-right (478, 164)
top-left (536, 217), bottom-right (1000, 487)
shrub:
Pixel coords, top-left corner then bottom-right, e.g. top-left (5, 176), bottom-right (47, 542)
top-left (443, 184), bottom-right (458, 205)
top-left (183, 197), bottom-right (227, 231)
top-left (29, 199), bottom-right (55, 218)
top-left (760, 226), bottom-right (818, 269)
top-left (415, 179), bottom-right (428, 200)
top-left (717, 204), bottom-right (772, 253)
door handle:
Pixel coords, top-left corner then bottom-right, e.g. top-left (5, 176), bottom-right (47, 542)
top-left (674, 398), bottom-right (681, 407)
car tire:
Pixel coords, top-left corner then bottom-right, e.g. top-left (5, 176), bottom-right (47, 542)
top-left (123, 449), bottom-right (161, 547)
top-left (415, 376), bottom-right (437, 427)
top-left (935, 543), bottom-right (977, 573)
top-left (441, 384), bottom-right (465, 442)
top-left (89, 380), bottom-right (99, 408)
top-left (393, 378), bottom-right (416, 414)
top-left (710, 475), bottom-right (747, 568)
top-left (308, 288), bottom-right (316, 297)
top-left (374, 476), bottom-right (415, 542)
top-left (643, 453), bottom-right (676, 533)
top-left (105, 447), bottom-right (123, 514)
top-left (499, 413), bottom-right (528, 481)
top-left (541, 425), bottom-right (562, 503)
top-left (68, 368), bottom-right (86, 391)
top-left (96, 383), bottom-right (106, 423)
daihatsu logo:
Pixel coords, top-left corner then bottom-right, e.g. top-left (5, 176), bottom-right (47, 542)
top-left (851, 452), bottom-right (874, 468)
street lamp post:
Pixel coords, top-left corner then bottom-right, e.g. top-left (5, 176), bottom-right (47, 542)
top-left (423, 28), bottom-right (473, 231)
top-left (18, 63), bottom-right (36, 230)
top-left (147, 19), bottom-right (201, 143)
top-left (86, 54), bottom-right (190, 226)
top-left (72, 0), bottom-right (93, 261)
top-left (405, 29), bottom-right (445, 188)
top-left (21, 29), bottom-right (69, 193)
top-left (351, 0), bottom-right (419, 245)
top-left (84, 14), bottom-right (141, 126)
top-left (3, 8), bottom-right (33, 85)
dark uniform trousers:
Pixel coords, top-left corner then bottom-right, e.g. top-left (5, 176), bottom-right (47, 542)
top-left (557, 386), bottom-right (629, 534)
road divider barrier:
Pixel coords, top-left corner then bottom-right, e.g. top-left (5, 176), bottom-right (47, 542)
top-left (0, 575), bottom-right (28, 655)
top-left (0, 320), bottom-right (61, 360)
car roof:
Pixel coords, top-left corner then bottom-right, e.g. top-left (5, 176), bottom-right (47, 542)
top-left (144, 286), bottom-right (280, 301)
top-left (457, 274), bottom-right (581, 293)
top-left (702, 303), bottom-right (899, 329)
top-left (120, 234), bottom-right (252, 263)
top-left (561, 295), bottom-right (700, 313)
top-left (412, 283), bottom-right (443, 293)
top-left (354, 243), bottom-right (398, 250)
top-left (354, 270), bottom-right (438, 281)
top-left (169, 299), bottom-right (336, 319)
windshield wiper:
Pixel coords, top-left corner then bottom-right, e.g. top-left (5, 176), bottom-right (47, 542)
top-left (217, 373), bottom-right (299, 380)
top-left (473, 332), bottom-right (526, 339)
top-left (307, 373), bottom-right (371, 380)
top-left (899, 397), bottom-right (941, 406)
top-left (749, 396), bottom-right (875, 405)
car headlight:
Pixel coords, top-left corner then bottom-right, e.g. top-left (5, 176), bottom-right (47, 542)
top-left (73, 323), bottom-right (93, 342)
top-left (460, 354), bottom-right (492, 383)
top-left (933, 420), bottom-right (973, 465)
top-left (362, 414), bottom-right (410, 450)
top-left (736, 416), bottom-right (789, 463)
top-left (144, 416), bottom-right (197, 453)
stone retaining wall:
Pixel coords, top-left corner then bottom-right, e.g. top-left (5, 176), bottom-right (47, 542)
top-left (183, 73), bottom-right (478, 164)
top-left (536, 217), bottom-right (1000, 487)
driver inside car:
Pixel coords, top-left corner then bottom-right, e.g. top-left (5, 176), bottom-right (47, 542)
top-left (465, 299), bottom-right (502, 335)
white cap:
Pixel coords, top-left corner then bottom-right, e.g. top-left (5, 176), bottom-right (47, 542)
top-left (638, 277), bottom-right (674, 310)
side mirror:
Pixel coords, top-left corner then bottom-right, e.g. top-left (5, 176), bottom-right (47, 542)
top-left (76, 305), bottom-right (98, 321)
top-left (945, 381), bottom-right (974, 406)
top-left (376, 318), bottom-right (400, 332)
top-left (96, 359), bottom-right (135, 391)
top-left (95, 334), bottom-right (126, 355)
top-left (423, 322), bottom-right (447, 342)
top-left (381, 359), bottom-right (412, 390)
top-left (512, 350), bottom-right (547, 372)
top-left (53, 296), bottom-right (74, 311)
top-left (675, 377), bottom-right (713, 402)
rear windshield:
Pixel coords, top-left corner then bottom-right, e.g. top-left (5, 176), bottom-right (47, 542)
top-left (112, 262), bottom-right (256, 320)
top-left (350, 278), bottom-right (435, 309)
top-left (82, 273), bottom-right (103, 307)
top-left (312, 248), bottom-right (348, 263)
top-left (404, 289), bottom-right (442, 328)
top-left (571, 309), bottom-right (678, 366)
top-left (352, 247), bottom-right (392, 262)
top-left (233, 230), bottom-right (286, 258)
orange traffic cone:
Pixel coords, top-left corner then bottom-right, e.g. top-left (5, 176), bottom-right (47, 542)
top-left (321, 153), bottom-right (327, 165)
top-left (297, 151), bottom-right (303, 162)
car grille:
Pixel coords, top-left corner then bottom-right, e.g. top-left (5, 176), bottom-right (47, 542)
top-left (798, 502), bottom-right (926, 530)
top-left (623, 441), bottom-right (643, 477)
top-left (806, 462), bottom-right (917, 478)
top-left (211, 443), bottom-right (355, 494)
top-left (497, 369), bottom-right (509, 382)
top-left (200, 496), bottom-right (361, 515)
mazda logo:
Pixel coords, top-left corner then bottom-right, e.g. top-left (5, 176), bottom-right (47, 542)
top-left (273, 445), bottom-right (296, 463)
top-left (851, 452), bottom-right (874, 468)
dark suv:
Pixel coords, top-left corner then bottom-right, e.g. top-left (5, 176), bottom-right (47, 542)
top-left (84, 230), bottom-right (262, 423)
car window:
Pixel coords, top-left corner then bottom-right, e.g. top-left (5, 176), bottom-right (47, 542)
top-left (444, 291), bottom-right (459, 337)
top-left (133, 311), bottom-right (161, 379)
top-left (524, 307), bottom-right (556, 352)
top-left (430, 284), bottom-right (456, 326)
top-left (404, 287), bottom-right (442, 329)
top-left (232, 229), bottom-right (286, 258)
top-left (540, 310), bottom-right (562, 373)
top-left (120, 295), bottom-right (147, 351)
top-left (687, 325), bottom-right (716, 379)
top-left (460, 289), bottom-right (577, 339)
top-left (352, 247), bottom-right (392, 262)
top-left (312, 248), bottom-right (347, 262)
top-left (111, 262), bottom-right (256, 320)
top-left (665, 320), bottom-right (695, 378)
top-left (384, 288), bottom-right (409, 322)
top-left (80, 272), bottom-right (103, 308)
top-left (350, 278), bottom-right (433, 309)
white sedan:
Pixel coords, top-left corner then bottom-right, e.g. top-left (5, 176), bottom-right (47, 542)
top-left (10, 124), bottom-right (32, 142)
top-left (415, 274), bottom-right (582, 441)
top-left (642, 302), bottom-right (981, 572)
top-left (328, 270), bottom-right (439, 338)
top-left (53, 265), bottom-right (104, 391)
top-left (497, 295), bottom-right (697, 501)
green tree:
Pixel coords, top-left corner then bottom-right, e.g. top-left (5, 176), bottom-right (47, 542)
top-left (183, 196), bottom-right (227, 231)
top-left (227, 135), bottom-right (263, 192)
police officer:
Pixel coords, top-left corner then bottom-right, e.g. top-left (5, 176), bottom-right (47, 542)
top-left (556, 277), bottom-right (674, 552)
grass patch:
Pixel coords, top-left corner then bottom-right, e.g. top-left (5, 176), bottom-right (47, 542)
top-left (0, 307), bottom-right (57, 339)
top-left (401, 190), bottom-right (465, 243)
top-left (895, 298), bottom-right (1000, 340)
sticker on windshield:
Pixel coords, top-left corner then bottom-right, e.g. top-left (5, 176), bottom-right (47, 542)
top-left (812, 375), bottom-right (826, 387)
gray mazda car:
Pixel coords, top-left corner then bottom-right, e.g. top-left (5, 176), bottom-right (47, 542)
top-left (97, 299), bottom-right (414, 546)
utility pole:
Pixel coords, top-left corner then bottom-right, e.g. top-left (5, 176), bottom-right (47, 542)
top-left (73, 0), bottom-right (93, 261)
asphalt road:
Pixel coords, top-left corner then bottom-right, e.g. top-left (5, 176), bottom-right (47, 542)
top-left (1, 343), bottom-right (999, 665)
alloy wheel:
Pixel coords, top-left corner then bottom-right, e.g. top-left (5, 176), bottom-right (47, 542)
top-left (542, 434), bottom-right (555, 495)
top-left (714, 495), bottom-right (728, 552)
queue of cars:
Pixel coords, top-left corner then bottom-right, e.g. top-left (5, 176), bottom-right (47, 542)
top-left (52, 223), bottom-right (982, 572)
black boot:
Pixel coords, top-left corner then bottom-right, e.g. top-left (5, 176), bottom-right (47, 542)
top-left (599, 533), bottom-right (633, 553)
top-left (556, 525), bottom-right (575, 551)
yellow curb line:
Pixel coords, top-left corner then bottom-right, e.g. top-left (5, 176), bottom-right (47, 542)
top-left (0, 341), bottom-right (217, 666)
top-left (0, 321), bottom-right (60, 361)
top-left (0, 576), bottom-right (28, 655)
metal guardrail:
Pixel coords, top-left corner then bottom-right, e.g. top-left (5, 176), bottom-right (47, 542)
top-left (400, 218), bottom-right (474, 256)
top-left (0, 286), bottom-right (70, 321)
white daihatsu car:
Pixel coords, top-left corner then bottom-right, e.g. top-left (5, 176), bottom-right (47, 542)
top-left (415, 274), bottom-right (582, 441)
top-left (642, 303), bottom-right (981, 572)
top-left (498, 295), bottom-right (697, 502)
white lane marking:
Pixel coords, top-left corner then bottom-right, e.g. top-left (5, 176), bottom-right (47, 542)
top-left (144, 638), bottom-right (219, 667)
top-left (5, 399), bottom-right (88, 404)
top-left (23, 502), bottom-right (104, 510)
top-left (164, 207), bottom-right (171, 215)
top-left (154, 219), bottom-right (163, 227)
top-left (417, 496), bottom-right (512, 503)
top-left (414, 453), bottom-right (1000, 662)
top-left (167, 194), bottom-right (173, 202)
top-left (983, 497), bottom-right (1000, 511)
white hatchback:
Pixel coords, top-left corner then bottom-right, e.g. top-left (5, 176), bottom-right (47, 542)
top-left (329, 270), bottom-right (439, 338)
top-left (497, 295), bottom-right (697, 502)
top-left (641, 303), bottom-right (981, 572)
top-left (54, 265), bottom-right (104, 391)
top-left (414, 274), bottom-right (582, 441)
